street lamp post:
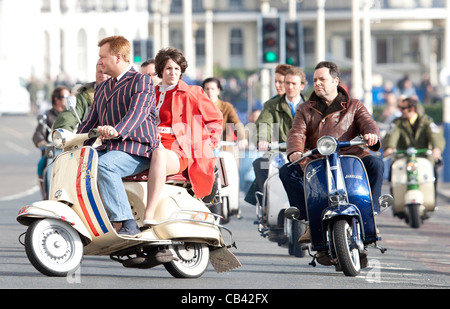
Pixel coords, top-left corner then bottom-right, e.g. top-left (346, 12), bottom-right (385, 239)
top-left (351, 0), bottom-right (363, 101)
top-left (316, 0), bottom-right (326, 63)
top-left (443, 0), bottom-right (450, 182)
top-left (151, 0), bottom-right (162, 56)
top-left (160, 0), bottom-right (171, 49)
top-left (362, 0), bottom-right (373, 114)
top-left (183, 0), bottom-right (194, 79)
top-left (203, 0), bottom-right (214, 78)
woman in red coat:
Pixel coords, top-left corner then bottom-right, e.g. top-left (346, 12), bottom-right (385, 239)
top-left (143, 48), bottom-right (223, 226)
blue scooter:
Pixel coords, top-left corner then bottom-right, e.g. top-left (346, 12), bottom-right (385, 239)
top-left (285, 136), bottom-right (393, 276)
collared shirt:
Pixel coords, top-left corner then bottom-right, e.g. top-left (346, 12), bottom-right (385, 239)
top-left (115, 64), bottom-right (132, 82)
top-left (285, 95), bottom-right (303, 116)
top-left (409, 113), bottom-right (418, 125)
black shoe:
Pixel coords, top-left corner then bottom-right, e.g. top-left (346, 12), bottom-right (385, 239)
top-left (118, 219), bottom-right (141, 238)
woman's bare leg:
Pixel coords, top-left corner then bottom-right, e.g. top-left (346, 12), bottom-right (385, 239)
top-left (143, 148), bottom-right (180, 222)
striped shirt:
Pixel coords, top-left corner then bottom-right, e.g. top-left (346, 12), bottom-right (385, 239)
top-left (78, 67), bottom-right (158, 158)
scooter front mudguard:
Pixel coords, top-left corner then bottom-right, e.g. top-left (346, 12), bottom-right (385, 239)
top-left (17, 200), bottom-right (92, 242)
top-left (322, 204), bottom-right (361, 222)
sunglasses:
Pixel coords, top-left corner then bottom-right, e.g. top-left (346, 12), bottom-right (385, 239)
top-left (398, 106), bottom-right (410, 110)
top-left (58, 94), bottom-right (69, 99)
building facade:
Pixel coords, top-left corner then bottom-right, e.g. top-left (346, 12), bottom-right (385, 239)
top-left (0, 0), bottom-right (448, 105)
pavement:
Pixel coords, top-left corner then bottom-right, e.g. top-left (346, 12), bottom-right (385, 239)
top-left (437, 178), bottom-right (450, 201)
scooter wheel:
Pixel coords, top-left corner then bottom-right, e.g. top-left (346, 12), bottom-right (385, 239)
top-left (164, 243), bottom-right (209, 278)
top-left (25, 219), bottom-right (83, 277)
top-left (332, 219), bottom-right (361, 277)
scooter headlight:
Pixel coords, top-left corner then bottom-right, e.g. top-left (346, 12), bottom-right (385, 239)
top-left (406, 161), bottom-right (418, 172)
top-left (317, 136), bottom-right (337, 156)
top-left (52, 129), bottom-right (66, 149)
top-left (271, 152), bottom-right (287, 168)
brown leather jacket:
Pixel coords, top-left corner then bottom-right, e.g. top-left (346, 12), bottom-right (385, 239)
top-left (287, 86), bottom-right (380, 171)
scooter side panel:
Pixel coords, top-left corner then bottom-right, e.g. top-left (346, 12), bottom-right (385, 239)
top-left (391, 157), bottom-right (408, 213)
top-left (266, 172), bottom-right (290, 227)
top-left (51, 147), bottom-right (113, 238)
top-left (340, 156), bottom-right (377, 242)
top-left (417, 158), bottom-right (435, 211)
top-left (304, 159), bottom-right (329, 249)
top-left (152, 190), bottom-right (222, 246)
top-left (219, 151), bottom-right (240, 214)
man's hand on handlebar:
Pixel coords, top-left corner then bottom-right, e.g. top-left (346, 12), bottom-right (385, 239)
top-left (363, 133), bottom-right (378, 147)
top-left (97, 125), bottom-right (119, 140)
top-left (288, 151), bottom-right (303, 163)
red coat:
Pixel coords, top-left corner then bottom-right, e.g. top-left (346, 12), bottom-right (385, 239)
top-left (168, 80), bottom-right (223, 198)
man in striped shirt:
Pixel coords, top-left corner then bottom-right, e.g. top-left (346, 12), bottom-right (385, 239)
top-left (78, 36), bottom-right (158, 237)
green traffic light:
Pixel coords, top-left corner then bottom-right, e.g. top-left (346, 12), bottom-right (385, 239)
top-left (134, 55), bottom-right (142, 63)
top-left (264, 51), bottom-right (278, 63)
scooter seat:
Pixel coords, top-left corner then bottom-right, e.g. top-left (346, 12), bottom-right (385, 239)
top-left (122, 169), bottom-right (190, 184)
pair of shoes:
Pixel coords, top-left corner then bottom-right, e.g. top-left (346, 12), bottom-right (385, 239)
top-left (298, 226), bottom-right (311, 244)
top-left (118, 219), bottom-right (141, 238)
top-left (142, 219), bottom-right (157, 227)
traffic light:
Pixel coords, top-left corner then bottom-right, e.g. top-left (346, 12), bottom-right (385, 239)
top-left (261, 17), bottom-right (281, 64)
top-left (133, 40), bottom-right (142, 63)
top-left (285, 21), bottom-right (301, 66)
top-left (133, 39), bottom-right (154, 63)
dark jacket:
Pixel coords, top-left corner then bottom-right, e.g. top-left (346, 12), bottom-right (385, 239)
top-left (287, 86), bottom-right (380, 171)
top-left (32, 108), bottom-right (60, 149)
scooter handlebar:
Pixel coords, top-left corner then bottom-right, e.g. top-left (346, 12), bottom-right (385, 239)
top-left (288, 135), bottom-right (366, 167)
top-left (266, 142), bottom-right (287, 152)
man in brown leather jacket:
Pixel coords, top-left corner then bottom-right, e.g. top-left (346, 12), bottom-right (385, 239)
top-left (279, 61), bottom-right (384, 243)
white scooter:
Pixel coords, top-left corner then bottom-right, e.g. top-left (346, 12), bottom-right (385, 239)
top-left (388, 147), bottom-right (438, 228)
top-left (17, 128), bottom-right (241, 278)
top-left (210, 141), bottom-right (241, 223)
top-left (255, 143), bottom-right (306, 257)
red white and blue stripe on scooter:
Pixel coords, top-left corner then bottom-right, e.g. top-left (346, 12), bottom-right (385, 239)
top-left (75, 147), bottom-right (109, 236)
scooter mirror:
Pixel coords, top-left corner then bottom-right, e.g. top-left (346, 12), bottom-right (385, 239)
top-left (66, 95), bottom-right (82, 125)
top-left (284, 207), bottom-right (300, 220)
top-left (66, 95), bottom-right (77, 111)
top-left (378, 194), bottom-right (394, 208)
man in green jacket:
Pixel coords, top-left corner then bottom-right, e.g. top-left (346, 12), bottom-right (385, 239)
top-left (383, 97), bottom-right (445, 190)
top-left (245, 66), bottom-right (307, 205)
top-left (383, 97), bottom-right (445, 162)
top-left (53, 61), bottom-right (110, 131)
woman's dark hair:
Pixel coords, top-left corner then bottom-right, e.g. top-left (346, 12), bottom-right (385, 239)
top-left (154, 47), bottom-right (188, 79)
top-left (202, 77), bottom-right (223, 91)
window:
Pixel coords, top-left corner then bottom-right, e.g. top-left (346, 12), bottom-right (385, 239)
top-left (229, 0), bottom-right (243, 11)
top-left (196, 28), bottom-right (206, 66)
top-left (230, 28), bottom-right (243, 68)
top-left (230, 28), bottom-right (243, 56)
top-left (375, 35), bottom-right (421, 65)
